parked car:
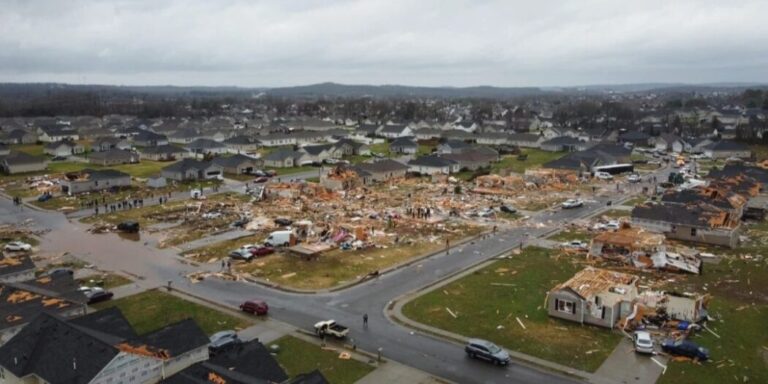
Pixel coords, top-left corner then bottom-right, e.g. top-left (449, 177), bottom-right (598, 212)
top-left (228, 249), bottom-right (253, 260)
top-left (232, 217), bottom-right (250, 228)
top-left (627, 174), bottom-right (641, 183)
top-left (465, 338), bottom-right (511, 365)
top-left (254, 170), bottom-right (267, 177)
top-left (561, 199), bottom-right (584, 209)
top-left (499, 205), bottom-right (517, 214)
top-left (37, 193), bottom-right (53, 202)
top-left (633, 331), bottom-right (655, 354)
top-left (51, 156), bottom-right (68, 161)
top-left (250, 246), bottom-right (275, 257)
top-left (116, 221), bottom-right (140, 233)
top-left (48, 268), bottom-right (74, 277)
top-left (4, 241), bottom-right (32, 252)
top-left (209, 330), bottom-right (242, 354)
top-left (594, 220), bottom-right (620, 231)
top-left (560, 240), bottom-right (589, 251)
top-left (661, 339), bottom-right (709, 361)
top-left (274, 218), bottom-right (293, 226)
top-left (87, 290), bottom-right (114, 304)
top-left (314, 320), bottom-right (349, 339)
top-left (594, 171), bottom-right (613, 180)
top-left (253, 176), bottom-right (269, 183)
top-left (265, 170), bottom-right (277, 177)
top-left (239, 300), bottom-right (269, 315)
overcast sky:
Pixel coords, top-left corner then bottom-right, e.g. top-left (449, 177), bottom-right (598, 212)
top-left (1, 0), bottom-right (767, 88)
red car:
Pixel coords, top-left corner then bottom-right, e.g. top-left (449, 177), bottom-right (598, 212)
top-left (253, 176), bottom-right (269, 183)
top-left (249, 246), bottom-right (275, 257)
top-left (240, 300), bottom-right (269, 315)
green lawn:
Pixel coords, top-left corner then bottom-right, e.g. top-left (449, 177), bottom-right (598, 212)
top-left (491, 149), bottom-right (566, 174)
top-left (271, 336), bottom-right (375, 384)
top-left (546, 229), bottom-right (593, 243)
top-left (94, 289), bottom-right (252, 336)
top-left (77, 272), bottom-right (132, 289)
top-left (622, 196), bottom-right (648, 206)
top-left (268, 166), bottom-right (320, 177)
top-left (11, 143), bottom-right (45, 156)
top-left (369, 142), bottom-right (390, 156)
top-left (111, 160), bottom-right (172, 178)
top-left (417, 144), bottom-right (435, 156)
top-left (402, 247), bottom-right (621, 372)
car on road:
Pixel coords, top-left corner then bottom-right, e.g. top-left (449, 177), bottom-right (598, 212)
top-left (48, 268), bottom-right (74, 277)
top-left (209, 330), bottom-right (242, 354)
top-left (87, 290), bottom-right (114, 304)
top-left (117, 221), bottom-right (140, 233)
top-left (4, 241), bottom-right (32, 252)
top-left (561, 199), bottom-right (584, 209)
top-left (228, 249), bottom-right (253, 260)
top-left (314, 320), bottom-right (349, 339)
top-left (239, 300), bottom-right (269, 315)
top-left (465, 338), bottom-right (510, 365)
top-left (560, 240), bottom-right (589, 251)
top-left (627, 174), bottom-right (641, 183)
top-left (51, 156), bottom-right (68, 161)
top-left (249, 246), bottom-right (275, 257)
top-left (253, 176), bottom-right (269, 183)
top-left (633, 331), bottom-right (655, 354)
top-left (661, 339), bottom-right (709, 361)
top-left (594, 171), bottom-right (613, 180)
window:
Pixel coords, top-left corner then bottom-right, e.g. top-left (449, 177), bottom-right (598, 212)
top-left (691, 228), bottom-right (697, 236)
top-left (555, 298), bottom-right (576, 314)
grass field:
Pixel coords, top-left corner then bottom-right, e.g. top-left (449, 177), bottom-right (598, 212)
top-left (402, 247), bottom-right (621, 372)
top-left (271, 336), bottom-right (375, 384)
top-left (11, 143), bottom-right (45, 156)
top-left (622, 196), bottom-right (649, 206)
top-left (77, 272), bottom-right (132, 289)
top-left (268, 166), bottom-right (321, 177)
top-left (94, 289), bottom-right (252, 336)
top-left (238, 225), bottom-right (483, 290)
top-left (546, 228), bottom-right (593, 243)
top-left (491, 149), bottom-right (565, 174)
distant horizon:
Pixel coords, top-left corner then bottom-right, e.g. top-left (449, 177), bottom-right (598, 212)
top-left (1, 80), bottom-right (767, 90)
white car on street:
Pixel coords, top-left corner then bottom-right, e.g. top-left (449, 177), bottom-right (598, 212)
top-left (560, 240), bottom-right (589, 251)
top-left (561, 199), bottom-right (584, 209)
top-left (4, 241), bottom-right (32, 252)
top-left (633, 331), bottom-right (655, 354)
top-left (626, 174), bottom-right (641, 183)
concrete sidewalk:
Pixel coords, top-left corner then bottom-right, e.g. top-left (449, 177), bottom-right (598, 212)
top-left (594, 338), bottom-right (666, 384)
top-left (355, 360), bottom-right (449, 384)
top-left (174, 229), bottom-right (253, 252)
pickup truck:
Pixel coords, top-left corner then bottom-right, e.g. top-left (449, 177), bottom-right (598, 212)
top-left (314, 320), bottom-right (349, 339)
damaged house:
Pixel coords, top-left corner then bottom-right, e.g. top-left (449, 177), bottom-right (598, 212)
top-left (63, 169), bottom-right (132, 195)
top-left (589, 225), bottom-right (701, 274)
top-left (631, 201), bottom-right (742, 248)
top-left (547, 267), bottom-right (639, 328)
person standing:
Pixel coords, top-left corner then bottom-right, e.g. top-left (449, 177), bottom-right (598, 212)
top-left (363, 313), bottom-right (368, 328)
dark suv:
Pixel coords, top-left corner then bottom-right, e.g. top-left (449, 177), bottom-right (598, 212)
top-left (465, 338), bottom-right (511, 365)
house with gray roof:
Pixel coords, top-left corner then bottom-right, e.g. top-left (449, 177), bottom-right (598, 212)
top-left (161, 159), bottom-right (223, 181)
top-left (139, 144), bottom-right (189, 161)
top-left (37, 126), bottom-right (79, 142)
top-left (88, 149), bottom-right (139, 166)
top-left (0, 152), bottom-right (47, 174)
top-left (377, 124), bottom-right (412, 139)
top-left (43, 140), bottom-right (85, 157)
top-left (92, 137), bottom-right (131, 152)
top-left (224, 135), bottom-right (260, 153)
top-left (408, 155), bottom-right (459, 175)
top-left (540, 136), bottom-right (590, 152)
top-left (390, 137), bottom-right (418, 154)
top-left (212, 154), bottom-right (261, 175)
top-left (262, 149), bottom-right (298, 168)
top-left (185, 138), bottom-right (229, 156)
top-left (4, 129), bottom-right (37, 144)
top-left (132, 130), bottom-right (169, 147)
top-left (704, 140), bottom-right (752, 159)
top-left (352, 159), bottom-right (410, 184)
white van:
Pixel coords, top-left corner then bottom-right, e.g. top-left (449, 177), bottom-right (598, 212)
top-left (265, 230), bottom-right (293, 247)
top-left (594, 171), bottom-right (613, 180)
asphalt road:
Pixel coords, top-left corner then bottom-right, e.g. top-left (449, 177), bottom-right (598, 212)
top-left (1, 165), bottom-right (672, 384)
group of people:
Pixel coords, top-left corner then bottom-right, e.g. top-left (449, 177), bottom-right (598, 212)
top-left (407, 206), bottom-right (433, 219)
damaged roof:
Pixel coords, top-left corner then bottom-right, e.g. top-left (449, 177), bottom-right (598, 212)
top-left (632, 202), bottom-right (739, 229)
top-left (661, 186), bottom-right (747, 211)
top-left (121, 318), bottom-right (209, 359)
top-left (553, 267), bottom-right (638, 300)
top-left (0, 254), bottom-right (35, 279)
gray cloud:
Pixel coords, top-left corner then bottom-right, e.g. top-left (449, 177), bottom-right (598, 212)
top-left (0, 0), bottom-right (766, 87)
